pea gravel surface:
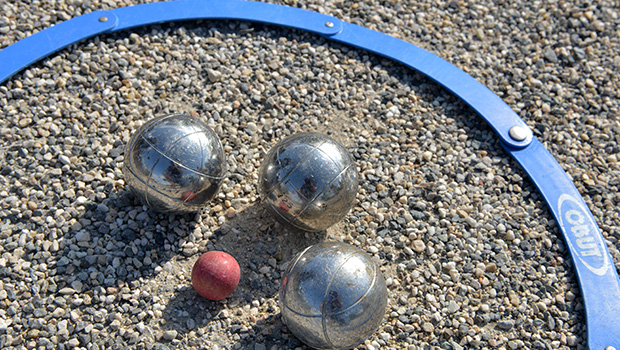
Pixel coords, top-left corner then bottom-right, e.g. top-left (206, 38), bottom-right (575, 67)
top-left (1, 1), bottom-right (619, 349)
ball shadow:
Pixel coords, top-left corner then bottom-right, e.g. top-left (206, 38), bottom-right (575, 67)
top-left (53, 186), bottom-right (203, 291)
top-left (158, 201), bottom-right (326, 348)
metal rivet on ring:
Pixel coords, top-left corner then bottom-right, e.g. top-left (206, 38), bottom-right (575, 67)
top-left (605, 346), bottom-right (616, 350)
top-left (99, 16), bottom-right (108, 22)
top-left (509, 126), bottom-right (529, 142)
top-left (325, 22), bottom-right (334, 28)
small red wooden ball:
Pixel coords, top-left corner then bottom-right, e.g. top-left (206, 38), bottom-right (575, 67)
top-left (191, 251), bottom-right (241, 300)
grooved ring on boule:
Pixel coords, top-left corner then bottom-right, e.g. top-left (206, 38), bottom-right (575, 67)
top-left (122, 114), bottom-right (226, 213)
top-left (258, 132), bottom-right (359, 232)
top-left (279, 241), bottom-right (388, 350)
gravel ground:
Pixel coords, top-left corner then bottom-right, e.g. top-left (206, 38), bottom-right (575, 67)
top-left (1, 0), bottom-right (619, 349)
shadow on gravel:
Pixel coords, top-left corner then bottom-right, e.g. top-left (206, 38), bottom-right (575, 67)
top-left (159, 202), bottom-right (325, 348)
top-left (53, 186), bottom-right (202, 291)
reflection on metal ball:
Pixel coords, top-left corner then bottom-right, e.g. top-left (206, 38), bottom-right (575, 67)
top-left (280, 241), bottom-right (388, 350)
top-left (258, 132), bottom-right (359, 232)
top-left (122, 114), bottom-right (226, 213)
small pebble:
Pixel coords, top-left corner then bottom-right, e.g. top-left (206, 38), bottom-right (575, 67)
top-left (422, 322), bottom-right (434, 333)
top-left (163, 330), bottom-right (178, 341)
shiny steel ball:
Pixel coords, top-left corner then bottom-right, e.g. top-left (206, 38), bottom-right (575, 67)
top-left (123, 114), bottom-right (226, 213)
top-left (279, 241), bottom-right (388, 350)
top-left (258, 132), bottom-right (359, 232)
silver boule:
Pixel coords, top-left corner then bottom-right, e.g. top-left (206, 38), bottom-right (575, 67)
top-left (122, 114), bottom-right (226, 213)
top-left (258, 132), bottom-right (359, 232)
top-left (279, 241), bottom-right (388, 350)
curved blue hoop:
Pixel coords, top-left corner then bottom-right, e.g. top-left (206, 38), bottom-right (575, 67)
top-left (0, 1), bottom-right (618, 348)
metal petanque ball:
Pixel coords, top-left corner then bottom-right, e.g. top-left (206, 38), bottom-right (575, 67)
top-left (258, 132), bottom-right (359, 232)
top-left (280, 241), bottom-right (388, 350)
top-left (122, 114), bottom-right (226, 213)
